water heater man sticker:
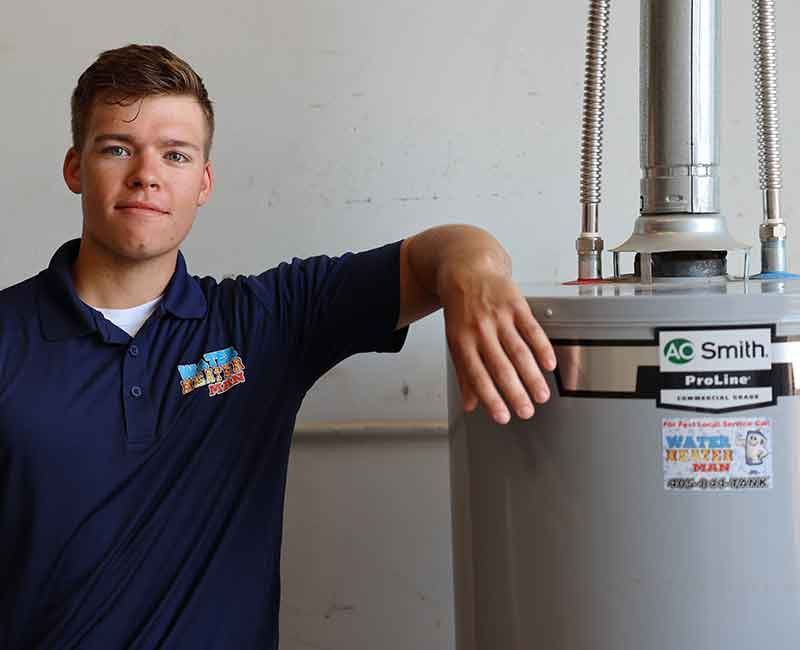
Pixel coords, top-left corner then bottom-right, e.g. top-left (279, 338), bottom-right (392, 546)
top-left (663, 418), bottom-right (773, 491)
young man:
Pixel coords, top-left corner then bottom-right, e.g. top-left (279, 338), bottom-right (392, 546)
top-left (0, 45), bottom-right (555, 648)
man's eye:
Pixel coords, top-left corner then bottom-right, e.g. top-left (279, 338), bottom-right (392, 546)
top-left (103, 146), bottom-right (129, 157)
top-left (165, 151), bottom-right (190, 163)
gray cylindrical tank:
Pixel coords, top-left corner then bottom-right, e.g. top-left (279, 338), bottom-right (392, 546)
top-left (449, 280), bottom-right (800, 650)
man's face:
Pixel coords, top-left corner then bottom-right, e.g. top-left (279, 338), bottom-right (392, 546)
top-left (63, 94), bottom-right (213, 263)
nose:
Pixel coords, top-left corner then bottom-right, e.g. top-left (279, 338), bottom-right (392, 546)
top-left (126, 151), bottom-right (161, 190)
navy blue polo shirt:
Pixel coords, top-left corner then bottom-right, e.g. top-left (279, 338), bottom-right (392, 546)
top-left (0, 239), bottom-right (407, 649)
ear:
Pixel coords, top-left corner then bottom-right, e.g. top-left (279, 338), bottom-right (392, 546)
top-left (197, 160), bottom-right (214, 206)
top-left (63, 148), bottom-right (82, 194)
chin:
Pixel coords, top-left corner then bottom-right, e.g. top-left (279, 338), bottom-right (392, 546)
top-left (123, 241), bottom-right (180, 262)
top-left (84, 222), bottom-right (189, 264)
top-left (97, 236), bottom-right (180, 264)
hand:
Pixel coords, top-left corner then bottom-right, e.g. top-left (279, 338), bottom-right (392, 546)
top-left (440, 264), bottom-right (556, 424)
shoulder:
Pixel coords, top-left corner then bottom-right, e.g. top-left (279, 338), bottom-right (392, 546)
top-left (0, 272), bottom-right (45, 394)
top-left (189, 271), bottom-right (287, 326)
top-left (187, 243), bottom-right (400, 322)
top-left (0, 272), bottom-right (43, 325)
top-left (197, 255), bottom-right (345, 313)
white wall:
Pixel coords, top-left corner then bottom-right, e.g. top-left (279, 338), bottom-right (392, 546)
top-left (3, 1), bottom-right (800, 648)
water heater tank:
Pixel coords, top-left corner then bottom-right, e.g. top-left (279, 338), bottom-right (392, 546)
top-left (448, 279), bottom-right (800, 649)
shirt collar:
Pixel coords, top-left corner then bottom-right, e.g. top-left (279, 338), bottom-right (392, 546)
top-left (38, 239), bottom-right (207, 342)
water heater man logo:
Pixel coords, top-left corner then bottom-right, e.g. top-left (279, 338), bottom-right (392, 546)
top-left (664, 338), bottom-right (695, 364)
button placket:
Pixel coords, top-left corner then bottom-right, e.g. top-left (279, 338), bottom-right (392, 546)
top-left (122, 342), bottom-right (156, 450)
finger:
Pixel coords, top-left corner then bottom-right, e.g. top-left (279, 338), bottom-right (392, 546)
top-left (498, 323), bottom-right (550, 405)
top-left (516, 303), bottom-right (556, 371)
top-left (476, 330), bottom-right (535, 421)
top-left (447, 337), bottom-right (480, 412)
top-left (450, 348), bottom-right (479, 411)
top-left (463, 392), bottom-right (479, 412)
top-left (460, 343), bottom-right (514, 424)
top-left (458, 366), bottom-right (480, 412)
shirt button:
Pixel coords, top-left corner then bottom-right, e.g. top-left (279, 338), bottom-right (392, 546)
top-left (129, 344), bottom-right (140, 357)
top-left (130, 385), bottom-right (143, 399)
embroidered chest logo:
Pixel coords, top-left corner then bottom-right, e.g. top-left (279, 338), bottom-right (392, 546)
top-left (177, 346), bottom-right (246, 397)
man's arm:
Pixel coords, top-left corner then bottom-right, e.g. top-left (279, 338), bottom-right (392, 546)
top-left (398, 224), bottom-right (556, 424)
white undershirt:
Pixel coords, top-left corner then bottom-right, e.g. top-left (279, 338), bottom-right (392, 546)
top-left (90, 295), bottom-right (163, 338)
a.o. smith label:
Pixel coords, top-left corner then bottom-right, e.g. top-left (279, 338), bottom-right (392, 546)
top-left (657, 326), bottom-right (775, 412)
top-left (662, 416), bottom-right (772, 491)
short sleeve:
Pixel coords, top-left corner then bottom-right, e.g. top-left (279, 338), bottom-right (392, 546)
top-left (244, 240), bottom-right (409, 391)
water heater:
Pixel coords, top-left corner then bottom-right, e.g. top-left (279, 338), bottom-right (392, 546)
top-left (448, 2), bottom-right (800, 648)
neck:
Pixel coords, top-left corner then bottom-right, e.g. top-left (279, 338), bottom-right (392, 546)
top-left (72, 237), bottom-right (175, 309)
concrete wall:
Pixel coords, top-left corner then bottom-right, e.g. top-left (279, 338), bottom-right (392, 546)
top-left (3, 1), bottom-right (800, 648)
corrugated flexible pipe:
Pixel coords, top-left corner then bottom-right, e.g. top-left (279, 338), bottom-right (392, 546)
top-left (576, 0), bottom-right (611, 280)
top-left (754, 0), bottom-right (787, 273)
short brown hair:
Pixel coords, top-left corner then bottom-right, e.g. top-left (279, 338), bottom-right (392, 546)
top-left (71, 44), bottom-right (215, 158)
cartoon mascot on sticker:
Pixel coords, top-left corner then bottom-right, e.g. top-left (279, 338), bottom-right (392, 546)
top-left (742, 430), bottom-right (769, 466)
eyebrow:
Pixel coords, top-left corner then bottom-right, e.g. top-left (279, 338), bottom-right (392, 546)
top-left (94, 133), bottom-right (135, 145)
top-left (93, 134), bottom-right (202, 153)
top-left (160, 138), bottom-right (202, 153)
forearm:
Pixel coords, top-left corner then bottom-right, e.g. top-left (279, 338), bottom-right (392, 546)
top-left (397, 225), bottom-right (512, 329)
top-left (406, 224), bottom-right (512, 298)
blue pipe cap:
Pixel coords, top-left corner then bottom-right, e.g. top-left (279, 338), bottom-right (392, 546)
top-left (750, 271), bottom-right (800, 280)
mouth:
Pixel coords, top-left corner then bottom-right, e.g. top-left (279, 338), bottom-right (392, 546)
top-left (115, 202), bottom-right (170, 215)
